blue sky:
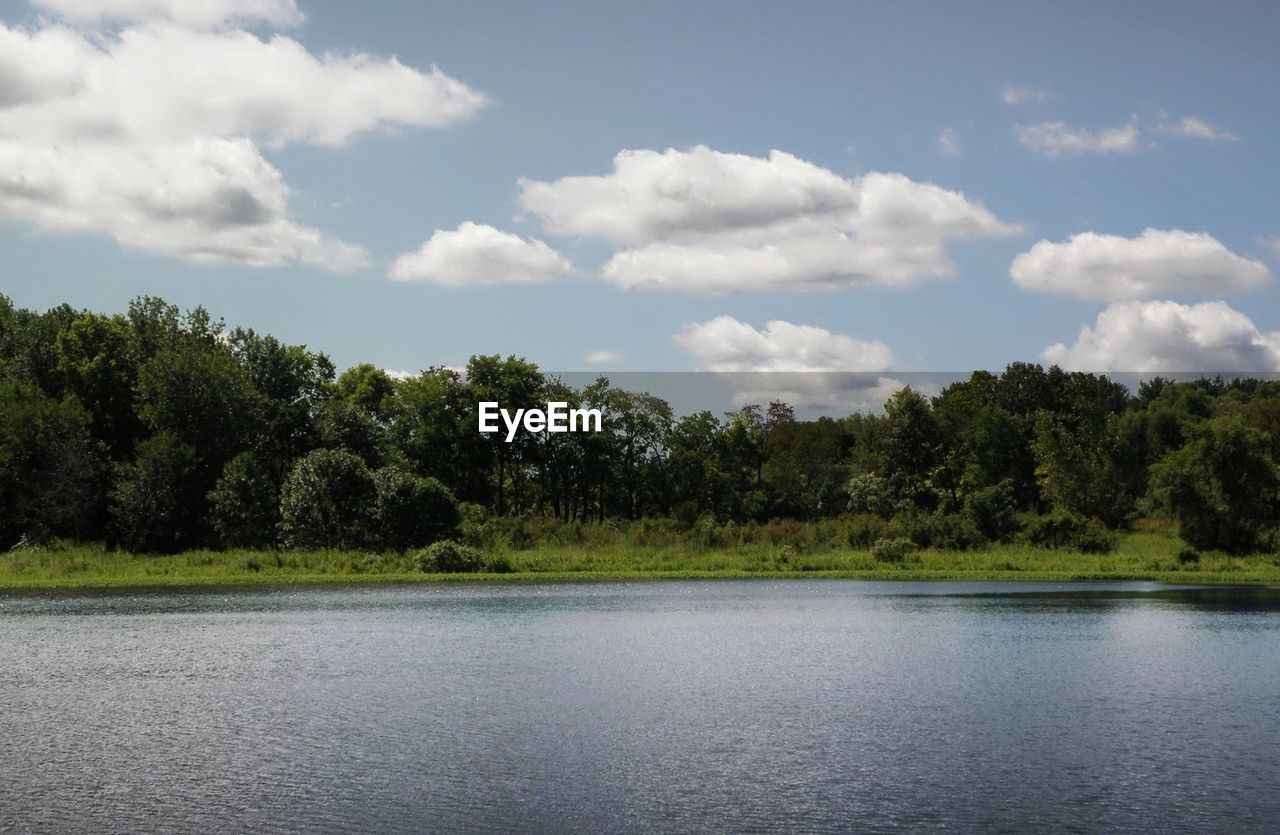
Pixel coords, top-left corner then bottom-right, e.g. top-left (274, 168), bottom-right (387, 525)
top-left (2, 0), bottom-right (1278, 375)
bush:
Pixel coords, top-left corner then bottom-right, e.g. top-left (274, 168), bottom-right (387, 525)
top-left (846, 472), bottom-right (894, 516)
top-left (278, 449), bottom-right (375, 550)
top-left (110, 431), bottom-right (200, 554)
top-left (372, 466), bottom-right (460, 552)
top-left (418, 539), bottom-right (485, 573)
top-left (208, 451), bottom-right (277, 549)
top-left (926, 513), bottom-right (987, 551)
top-left (872, 537), bottom-right (918, 563)
top-left (1178, 547), bottom-right (1200, 565)
top-left (965, 479), bottom-right (1022, 542)
top-left (1022, 511), bottom-right (1116, 554)
top-left (844, 514), bottom-right (892, 548)
top-left (1147, 417), bottom-right (1279, 554)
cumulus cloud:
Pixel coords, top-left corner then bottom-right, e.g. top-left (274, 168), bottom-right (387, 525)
top-left (0, 136), bottom-right (368, 268)
top-left (1014, 121), bottom-right (1140, 156)
top-left (1156, 115), bottom-right (1238, 142)
top-left (389, 222), bottom-right (571, 286)
top-left (584, 350), bottom-right (622, 365)
top-left (0, 9), bottom-right (487, 269)
top-left (937, 127), bottom-right (960, 157)
top-left (31, 0), bottom-right (304, 28)
top-left (1043, 300), bottom-right (1280, 372)
top-left (1000, 86), bottom-right (1049, 105)
top-left (674, 316), bottom-right (892, 372)
top-left (674, 315), bottom-right (903, 412)
top-left (1011, 228), bottom-right (1271, 301)
top-left (519, 146), bottom-right (1019, 293)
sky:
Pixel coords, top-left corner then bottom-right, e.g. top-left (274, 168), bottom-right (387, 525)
top-left (2, 0), bottom-right (1279, 380)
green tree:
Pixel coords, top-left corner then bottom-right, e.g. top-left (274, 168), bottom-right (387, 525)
top-left (278, 449), bottom-right (376, 549)
top-left (1147, 417), bottom-right (1279, 554)
top-left (372, 466), bottom-right (460, 552)
top-left (208, 452), bottom-right (279, 549)
top-left (109, 432), bottom-right (200, 553)
top-left (0, 380), bottom-right (106, 547)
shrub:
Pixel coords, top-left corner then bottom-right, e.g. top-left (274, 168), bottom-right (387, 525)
top-left (843, 514), bottom-right (892, 548)
top-left (208, 451), bottom-right (277, 549)
top-left (418, 539), bottom-right (485, 573)
top-left (926, 513), bottom-right (987, 551)
top-left (372, 466), bottom-right (459, 552)
top-left (1022, 511), bottom-right (1116, 554)
top-left (278, 449), bottom-right (375, 550)
top-left (872, 537), bottom-right (918, 563)
top-left (485, 554), bottom-right (515, 574)
top-left (964, 479), bottom-right (1022, 542)
top-left (1177, 547), bottom-right (1200, 565)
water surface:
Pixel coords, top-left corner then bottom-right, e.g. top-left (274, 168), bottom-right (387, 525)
top-left (2, 580), bottom-right (1279, 832)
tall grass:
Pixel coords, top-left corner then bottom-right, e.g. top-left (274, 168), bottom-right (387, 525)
top-left (2, 528), bottom-right (1278, 590)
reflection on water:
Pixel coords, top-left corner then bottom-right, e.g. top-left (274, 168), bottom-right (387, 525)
top-left (2, 580), bottom-right (1278, 832)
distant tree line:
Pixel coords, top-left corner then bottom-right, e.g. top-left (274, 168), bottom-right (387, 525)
top-left (2, 295), bottom-right (1279, 555)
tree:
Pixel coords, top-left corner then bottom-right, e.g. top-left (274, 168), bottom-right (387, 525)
top-left (372, 466), bottom-right (460, 552)
top-left (55, 312), bottom-right (142, 459)
top-left (136, 341), bottom-right (264, 489)
top-left (208, 452), bottom-right (278, 549)
top-left (1147, 417), bottom-right (1279, 554)
top-left (1032, 413), bottom-right (1134, 527)
top-left (879, 387), bottom-right (942, 510)
top-left (0, 380), bottom-right (106, 547)
top-left (278, 449), bottom-right (376, 549)
top-left (109, 432), bottom-right (200, 553)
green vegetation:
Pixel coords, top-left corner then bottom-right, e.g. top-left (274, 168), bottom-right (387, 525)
top-left (3, 294), bottom-right (1280, 574)
top-left (3, 523), bottom-right (1279, 591)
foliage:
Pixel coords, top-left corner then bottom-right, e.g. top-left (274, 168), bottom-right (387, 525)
top-left (278, 449), bottom-right (376, 550)
top-left (5, 294), bottom-right (1280, 558)
top-left (872, 538), bottom-right (918, 563)
top-left (372, 467), bottom-right (460, 552)
top-left (109, 432), bottom-right (200, 553)
top-left (208, 452), bottom-right (278, 549)
top-left (1022, 511), bottom-right (1116, 554)
top-left (417, 539), bottom-right (486, 573)
top-left (1147, 417), bottom-right (1279, 554)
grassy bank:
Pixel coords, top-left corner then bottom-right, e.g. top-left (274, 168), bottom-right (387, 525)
top-left (2, 529), bottom-right (1279, 591)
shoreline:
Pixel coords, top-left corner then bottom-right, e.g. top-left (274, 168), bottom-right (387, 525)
top-left (4, 565), bottom-right (1280, 594)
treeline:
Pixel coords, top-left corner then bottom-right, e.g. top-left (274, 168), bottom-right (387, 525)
top-left (2, 295), bottom-right (1279, 556)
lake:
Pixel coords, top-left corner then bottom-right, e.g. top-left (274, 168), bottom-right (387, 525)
top-left (2, 580), bottom-right (1279, 832)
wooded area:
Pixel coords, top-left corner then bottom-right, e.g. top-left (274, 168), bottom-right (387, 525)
top-left (3, 295), bottom-right (1278, 556)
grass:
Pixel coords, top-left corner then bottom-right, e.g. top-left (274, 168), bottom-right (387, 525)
top-left (3, 527), bottom-right (1280, 591)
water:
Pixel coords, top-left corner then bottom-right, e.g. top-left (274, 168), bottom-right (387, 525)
top-left (2, 580), bottom-right (1279, 832)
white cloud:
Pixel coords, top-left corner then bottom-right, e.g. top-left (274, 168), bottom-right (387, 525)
top-left (31, 0), bottom-right (304, 28)
top-left (1000, 85), bottom-right (1049, 105)
top-left (0, 24), bottom-right (487, 148)
top-left (389, 222), bottom-right (571, 286)
top-left (674, 315), bottom-right (904, 412)
top-left (0, 136), bottom-right (369, 268)
top-left (584, 350), bottom-right (622, 365)
top-left (674, 316), bottom-right (893, 372)
top-left (1011, 229), bottom-right (1271, 301)
top-left (519, 146), bottom-right (1020, 293)
top-left (937, 127), bottom-right (960, 157)
top-left (1157, 115), bottom-right (1238, 142)
top-left (0, 13), bottom-right (487, 269)
top-left (383, 368), bottom-right (416, 381)
top-left (1014, 121), bottom-right (1140, 156)
top-left (1043, 300), bottom-right (1280, 372)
